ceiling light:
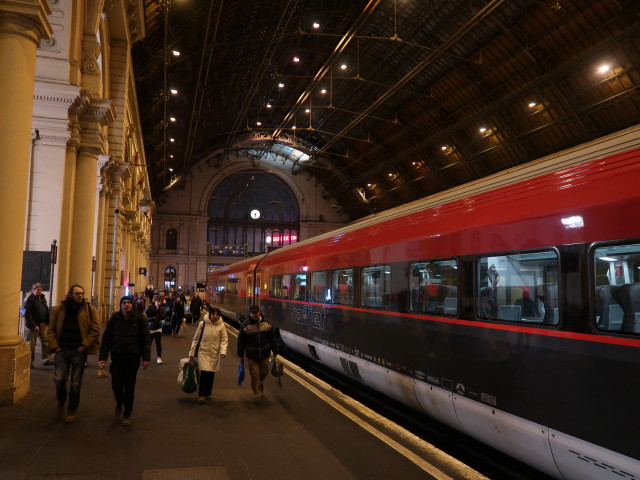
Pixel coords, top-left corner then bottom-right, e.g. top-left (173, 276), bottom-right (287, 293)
top-left (169, 154), bottom-right (174, 158)
top-left (170, 88), bottom-right (178, 95)
top-left (441, 145), bottom-right (448, 151)
top-left (293, 56), bottom-right (300, 62)
top-left (292, 126), bottom-right (296, 129)
top-left (528, 102), bottom-right (537, 108)
top-left (313, 22), bottom-right (320, 29)
top-left (169, 138), bottom-right (175, 142)
top-left (266, 103), bottom-right (272, 108)
top-left (168, 168), bottom-right (173, 172)
top-left (278, 83), bottom-right (285, 88)
top-left (367, 183), bottom-right (372, 187)
top-left (598, 64), bottom-right (610, 74)
top-left (256, 121), bottom-right (262, 126)
top-left (479, 127), bottom-right (487, 133)
top-left (170, 117), bottom-right (176, 122)
top-left (305, 108), bottom-right (310, 113)
top-left (320, 89), bottom-right (327, 94)
top-left (172, 50), bottom-right (180, 56)
top-left (340, 64), bottom-right (347, 70)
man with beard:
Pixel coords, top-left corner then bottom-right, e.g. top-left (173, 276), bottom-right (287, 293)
top-left (47, 284), bottom-right (101, 423)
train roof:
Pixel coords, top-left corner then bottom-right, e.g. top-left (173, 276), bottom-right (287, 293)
top-left (261, 125), bottom-right (640, 262)
top-left (208, 125), bottom-right (640, 275)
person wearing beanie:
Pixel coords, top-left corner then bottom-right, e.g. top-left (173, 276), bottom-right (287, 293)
top-left (99, 295), bottom-right (151, 426)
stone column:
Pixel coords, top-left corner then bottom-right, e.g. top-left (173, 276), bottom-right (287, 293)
top-left (68, 144), bottom-right (100, 290)
top-left (0, 2), bottom-right (52, 404)
top-left (93, 155), bottom-right (111, 311)
top-left (67, 99), bottom-right (114, 292)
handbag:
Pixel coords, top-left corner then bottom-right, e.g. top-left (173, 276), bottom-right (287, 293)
top-left (270, 356), bottom-right (283, 388)
top-left (237, 362), bottom-right (245, 386)
top-left (181, 359), bottom-right (199, 393)
top-left (181, 323), bottom-right (205, 394)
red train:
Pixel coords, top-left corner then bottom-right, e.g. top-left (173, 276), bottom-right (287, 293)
top-left (209, 125), bottom-right (640, 479)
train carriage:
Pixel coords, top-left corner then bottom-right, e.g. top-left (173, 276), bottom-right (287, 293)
top-left (209, 125), bottom-right (640, 480)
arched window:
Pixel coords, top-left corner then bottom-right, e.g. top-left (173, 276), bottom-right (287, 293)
top-left (164, 267), bottom-right (176, 291)
top-left (166, 228), bottom-right (178, 250)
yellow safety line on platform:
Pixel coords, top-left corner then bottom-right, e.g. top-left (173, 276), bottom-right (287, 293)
top-left (227, 326), bottom-right (487, 480)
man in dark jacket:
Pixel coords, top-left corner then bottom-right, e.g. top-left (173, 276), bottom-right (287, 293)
top-left (23, 283), bottom-right (53, 367)
top-left (99, 295), bottom-right (151, 426)
top-left (237, 305), bottom-right (279, 403)
top-left (189, 293), bottom-right (203, 325)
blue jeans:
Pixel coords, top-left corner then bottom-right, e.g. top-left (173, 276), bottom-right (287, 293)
top-left (54, 348), bottom-right (88, 413)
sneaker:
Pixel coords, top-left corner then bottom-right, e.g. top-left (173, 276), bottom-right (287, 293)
top-left (121, 417), bottom-right (132, 426)
top-left (65, 412), bottom-right (77, 423)
top-left (197, 396), bottom-right (205, 404)
top-left (115, 404), bottom-right (123, 417)
top-left (156, 358), bottom-right (163, 365)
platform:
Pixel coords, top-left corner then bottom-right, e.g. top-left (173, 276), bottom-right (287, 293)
top-left (0, 323), bottom-right (486, 480)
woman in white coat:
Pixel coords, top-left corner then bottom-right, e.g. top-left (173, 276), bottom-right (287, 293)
top-left (189, 304), bottom-right (228, 404)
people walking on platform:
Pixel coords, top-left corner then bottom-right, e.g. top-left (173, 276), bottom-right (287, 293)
top-left (145, 296), bottom-right (165, 364)
top-left (189, 304), bottom-right (228, 404)
top-left (23, 283), bottom-right (53, 368)
top-left (99, 296), bottom-right (151, 426)
top-left (170, 294), bottom-right (185, 336)
top-left (47, 284), bottom-right (101, 423)
top-left (144, 287), bottom-right (154, 304)
top-left (237, 305), bottom-right (279, 403)
top-left (189, 293), bottom-right (203, 325)
top-left (134, 293), bottom-right (146, 314)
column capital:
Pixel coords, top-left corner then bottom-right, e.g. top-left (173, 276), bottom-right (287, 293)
top-left (0, 1), bottom-right (53, 45)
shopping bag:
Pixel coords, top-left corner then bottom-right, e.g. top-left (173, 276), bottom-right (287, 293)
top-left (270, 356), bottom-right (283, 388)
top-left (181, 359), bottom-right (199, 394)
top-left (177, 357), bottom-right (190, 384)
top-left (237, 363), bottom-right (245, 386)
top-left (182, 319), bottom-right (187, 332)
top-left (98, 364), bottom-right (108, 378)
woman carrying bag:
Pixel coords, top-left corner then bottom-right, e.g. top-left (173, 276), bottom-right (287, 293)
top-left (189, 304), bottom-right (228, 404)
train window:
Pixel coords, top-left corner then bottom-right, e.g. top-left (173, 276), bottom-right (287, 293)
top-left (476, 251), bottom-right (558, 324)
top-left (310, 271), bottom-right (330, 303)
top-left (270, 275), bottom-right (281, 298)
top-left (332, 269), bottom-right (354, 305)
top-left (593, 243), bottom-right (640, 334)
top-left (292, 273), bottom-right (306, 301)
top-left (226, 278), bottom-right (239, 294)
top-left (361, 265), bottom-right (390, 308)
top-left (270, 274), bottom-right (291, 298)
top-left (409, 259), bottom-right (458, 315)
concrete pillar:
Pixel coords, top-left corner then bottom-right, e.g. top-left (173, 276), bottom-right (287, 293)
top-left (68, 146), bottom-right (100, 290)
top-left (0, 2), bottom-right (52, 404)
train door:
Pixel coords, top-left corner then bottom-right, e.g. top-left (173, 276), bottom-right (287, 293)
top-left (246, 275), bottom-right (254, 310)
top-left (256, 273), bottom-right (261, 307)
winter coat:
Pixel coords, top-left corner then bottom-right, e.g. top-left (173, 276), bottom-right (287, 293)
top-left (188, 313), bottom-right (228, 372)
top-left (237, 315), bottom-right (278, 361)
top-left (23, 293), bottom-right (49, 329)
top-left (47, 301), bottom-right (101, 354)
top-left (145, 304), bottom-right (165, 331)
top-left (99, 311), bottom-right (151, 362)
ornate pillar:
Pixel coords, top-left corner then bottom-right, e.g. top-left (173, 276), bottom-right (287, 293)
top-left (0, 2), bottom-right (52, 404)
top-left (68, 100), bottom-right (114, 292)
